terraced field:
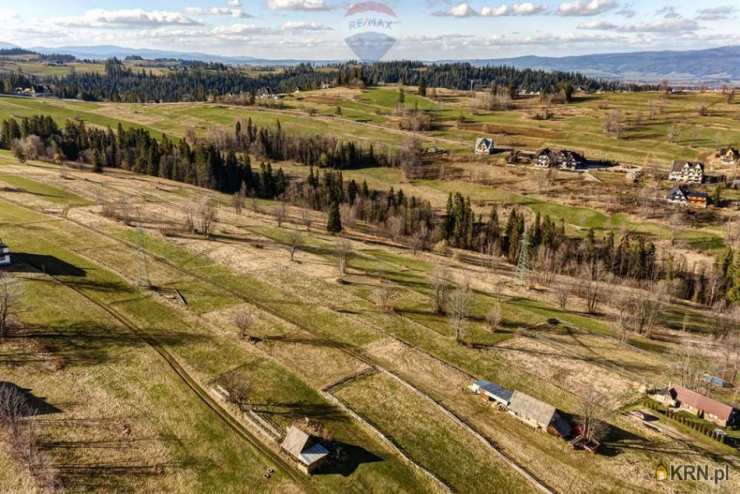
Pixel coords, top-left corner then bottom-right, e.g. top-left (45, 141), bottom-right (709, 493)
top-left (1, 152), bottom-right (737, 493)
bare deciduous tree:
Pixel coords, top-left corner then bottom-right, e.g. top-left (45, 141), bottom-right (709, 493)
top-left (0, 274), bottom-right (20, 342)
top-left (486, 302), bottom-right (502, 332)
top-left (575, 390), bottom-right (612, 444)
top-left (374, 281), bottom-right (398, 313)
top-left (448, 283), bottom-right (471, 345)
top-left (301, 209), bottom-right (312, 232)
top-left (222, 373), bottom-right (251, 411)
top-left (234, 311), bottom-right (255, 341)
top-left (579, 262), bottom-right (604, 314)
top-left (336, 239), bottom-right (352, 278)
top-left (232, 187), bottom-right (245, 215)
top-left (0, 383), bottom-right (28, 429)
top-left (275, 201), bottom-right (287, 227)
top-left (288, 231), bottom-right (302, 262)
top-left (555, 284), bottom-right (569, 310)
top-left (431, 265), bottom-right (451, 314)
top-left (197, 198), bottom-right (217, 237)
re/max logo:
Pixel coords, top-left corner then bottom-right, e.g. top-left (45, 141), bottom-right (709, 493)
top-left (662, 464), bottom-right (730, 485)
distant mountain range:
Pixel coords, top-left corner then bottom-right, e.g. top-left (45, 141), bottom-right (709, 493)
top-left (458, 46), bottom-right (740, 84)
top-left (2, 42), bottom-right (738, 83)
top-left (29, 45), bottom-right (320, 67)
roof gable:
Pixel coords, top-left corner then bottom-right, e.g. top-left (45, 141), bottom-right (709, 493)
top-left (671, 385), bottom-right (735, 422)
top-left (509, 391), bottom-right (557, 426)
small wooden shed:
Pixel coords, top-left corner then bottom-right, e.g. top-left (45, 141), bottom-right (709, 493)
top-left (281, 425), bottom-right (330, 475)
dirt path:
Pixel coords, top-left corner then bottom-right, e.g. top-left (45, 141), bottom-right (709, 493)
top-left (18, 253), bottom-right (312, 493)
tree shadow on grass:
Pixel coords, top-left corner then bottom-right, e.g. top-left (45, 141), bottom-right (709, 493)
top-left (315, 441), bottom-right (383, 477)
top-left (5, 321), bottom-right (208, 368)
top-left (0, 381), bottom-right (61, 416)
top-left (10, 254), bottom-right (87, 277)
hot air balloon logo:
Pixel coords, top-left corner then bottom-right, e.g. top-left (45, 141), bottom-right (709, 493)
top-left (344, 1), bottom-right (398, 62)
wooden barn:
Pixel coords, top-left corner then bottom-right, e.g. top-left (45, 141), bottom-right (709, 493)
top-left (280, 425), bottom-right (331, 475)
top-left (507, 391), bottom-right (572, 437)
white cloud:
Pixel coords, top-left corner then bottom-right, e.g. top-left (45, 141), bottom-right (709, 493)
top-left (227, 0), bottom-right (242, 6)
top-left (266, 0), bottom-right (334, 11)
top-left (54, 9), bottom-right (201, 29)
top-left (656, 6), bottom-right (680, 19)
top-left (512, 3), bottom-right (547, 15)
top-left (439, 3), bottom-right (545, 17)
top-left (434, 3), bottom-right (479, 17)
top-left (481, 5), bottom-right (509, 16)
top-left (0, 9), bottom-right (19, 21)
top-left (696, 6), bottom-right (737, 21)
top-left (557, 0), bottom-right (617, 16)
top-left (185, 7), bottom-right (251, 18)
top-left (615, 4), bottom-right (636, 18)
top-left (281, 21), bottom-right (332, 32)
top-left (579, 18), bottom-right (700, 33)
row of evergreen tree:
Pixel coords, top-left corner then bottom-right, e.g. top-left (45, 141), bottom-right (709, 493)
top-left (0, 59), bottom-right (638, 103)
top-left (0, 115), bottom-right (286, 199)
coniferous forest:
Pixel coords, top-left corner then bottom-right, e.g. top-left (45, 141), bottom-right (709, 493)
top-left (1, 113), bottom-right (734, 307)
top-left (0, 58), bottom-right (636, 103)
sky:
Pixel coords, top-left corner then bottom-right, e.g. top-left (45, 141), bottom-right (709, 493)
top-left (0, 1), bottom-right (739, 60)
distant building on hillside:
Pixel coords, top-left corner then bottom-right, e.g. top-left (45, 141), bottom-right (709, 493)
top-left (669, 161), bottom-right (704, 183)
top-left (0, 241), bottom-right (10, 267)
top-left (669, 385), bottom-right (738, 427)
top-left (557, 150), bottom-right (586, 171)
top-left (718, 147), bottom-right (739, 165)
top-left (666, 186), bottom-right (709, 208)
top-left (280, 425), bottom-right (330, 475)
top-left (534, 148), bottom-right (557, 168)
top-left (474, 137), bottom-right (494, 155)
top-left (507, 391), bottom-right (571, 437)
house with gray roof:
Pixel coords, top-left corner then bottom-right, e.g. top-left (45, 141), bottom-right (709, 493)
top-left (474, 137), bottom-right (494, 155)
top-left (469, 379), bottom-right (513, 407)
top-left (508, 391), bottom-right (571, 437)
top-left (281, 425), bottom-right (331, 475)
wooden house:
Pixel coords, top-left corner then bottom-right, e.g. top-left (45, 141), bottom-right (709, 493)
top-left (669, 385), bottom-right (738, 427)
top-left (507, 391), bottom-right (572, 437)
top-left (556, 150), bottom-right (585, 171)
top-left (666, 186), bottom-right (708, 208)
top-left (669, 161), bottom-right (704, 183)
top-left (718, 147), bottom-right (739, 165)
top-left (534, 148), bottom-right (557, 168)
top-left (0, 241), bottom-right (10, 267)
top-left (280, 425), bottom-right (331, 475)
top-left (474, 137), bottom-right (494, 155)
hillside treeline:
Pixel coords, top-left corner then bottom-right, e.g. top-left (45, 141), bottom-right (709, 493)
top-left (0, 58), bottom-right (633, 102)
top-left (337, 61), bottom-right (642, 92)
top-left (2, 114), bottom-right (731, 306)
top-left (0, 115), bottom-right (287, 198)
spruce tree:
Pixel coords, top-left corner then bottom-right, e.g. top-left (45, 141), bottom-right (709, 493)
top-left (327, 201), bottom-right (342, 234)
top-left (516, 231), bottom-right (530, 286)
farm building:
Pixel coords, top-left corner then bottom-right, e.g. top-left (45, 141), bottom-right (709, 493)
top-left (703, 375), bottom-right (731, 388)
top-left (507, 391), bottom-right (572, 437)
top-left (669, 161), bottom-right (704, 183)
top-left (280, 425), bottom-right (331, 475)
top-left (474, 137), bottom-right (495, 155)
top-left (534, 148), bottom-right (557, 168)
top-left (0, 241), bottom-right (10, 267)
top-left (557, 150), bottom-right (585, 171)
top-left (468, 380), bottom-right (512, 407)
top-left (718, 147), bottom-right (739, 165)
top-left (666, 186), bottom-right (709, 208)
top-left (669, 385), bottom-right (739, 427)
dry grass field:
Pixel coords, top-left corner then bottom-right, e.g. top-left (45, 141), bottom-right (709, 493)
top-left (0, 80), bottom-right (739, 493)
